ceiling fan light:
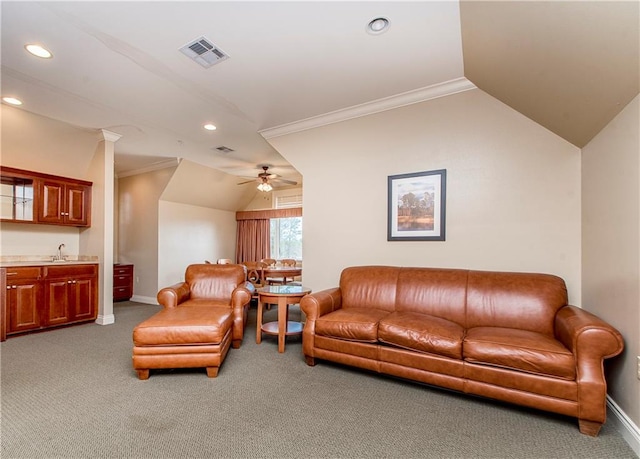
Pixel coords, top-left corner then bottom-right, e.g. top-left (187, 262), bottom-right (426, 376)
top-left (257, 182), bottom-right (272, 192)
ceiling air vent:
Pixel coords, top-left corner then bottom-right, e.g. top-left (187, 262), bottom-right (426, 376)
top-left (215, 146), bottom-right (234, 153)
top-left (179, 36), bottom-right (229, 68)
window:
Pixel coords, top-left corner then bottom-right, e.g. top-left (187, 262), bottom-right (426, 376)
top-left (270, 192), bottom-right (303, 260)
top-left (270, 217), bottom-right (302, 260)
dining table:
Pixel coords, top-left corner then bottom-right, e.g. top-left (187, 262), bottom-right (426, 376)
top-left (262, 265), bottom-right (302, 284)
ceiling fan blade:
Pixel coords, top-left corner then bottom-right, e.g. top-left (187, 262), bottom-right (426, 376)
top-left (272, 177), bottom-right (298, 185)
top-left (237, 179), bottom-right (257, 185)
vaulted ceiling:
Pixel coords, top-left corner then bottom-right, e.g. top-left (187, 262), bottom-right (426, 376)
top-left (2, 2), bottom-right (638, 180)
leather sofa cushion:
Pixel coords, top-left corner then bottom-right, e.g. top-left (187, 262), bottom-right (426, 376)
top-left (378, 311), bottom-right (464, 359)
top-left (315, 308), bottom-right (390, 342)
top-left (463, 327), bottom-right (576, 380)
top-left (133, 303), bottom-right (232, 346)
top-left (340, 266), bottom-right (399, 312)
top-left (395, 268), bottom-right (467, 327)
top-left (466, 271), bottom-right (568, 335)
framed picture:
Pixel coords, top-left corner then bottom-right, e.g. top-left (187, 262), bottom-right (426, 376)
top-left (388, 169), bottom-right (446, 241)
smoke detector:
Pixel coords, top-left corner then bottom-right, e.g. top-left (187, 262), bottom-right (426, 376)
top-left (179, 36), bottom-right (229, 68)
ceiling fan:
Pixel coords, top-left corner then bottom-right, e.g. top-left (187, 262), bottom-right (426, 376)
top-left (237, 165), bottom-right (298, 192)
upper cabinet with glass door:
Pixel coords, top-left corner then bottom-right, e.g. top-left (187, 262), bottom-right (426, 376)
top-left (1, 168), bottom-right (34, 222)
top-left (0, 166), bottom-right (92, 227)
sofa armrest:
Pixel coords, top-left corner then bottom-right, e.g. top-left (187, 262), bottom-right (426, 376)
top-left (555, 305), bottom-right (624, 427)
top-left (300, 287), bottom-right (342, 320)
top-left (157, 282), bottom-right (190, 308)
top-left (300, 287), bottom-right (342, 364)
top-left (555, 305), bottom-right (624, 359)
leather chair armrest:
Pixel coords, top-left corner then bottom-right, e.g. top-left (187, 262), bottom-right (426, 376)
top-left (300, 287), bottom-right (342, 320)
top-left (157, 282), bottom-right (190, 308)
top-left (230, 282), bottom-right (255, 347)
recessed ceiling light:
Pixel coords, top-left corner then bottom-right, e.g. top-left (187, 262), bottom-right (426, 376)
top-left (203, 124), bottom-right (217, 131)
top-left (25, 44), bottom-right (53, 59)
top-left (2, 97), bottom-right (23, 106)
top-left (367, 17), bottom-right (390, 35)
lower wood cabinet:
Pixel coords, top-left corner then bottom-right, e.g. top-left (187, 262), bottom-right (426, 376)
top-left (3, 263), bottom-right (98, 339)
top-left (113, 264), bottom-right (133, 301)
top-left (5, 267), bottom-right (42, 334)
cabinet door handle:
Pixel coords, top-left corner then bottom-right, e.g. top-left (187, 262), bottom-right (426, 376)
top-left (68, 280), bottom-right (72, 284)
top-left (6, 286), bottom-right (10, 290)
top-left (12, 286), bottom-right (17, 289)
top-left (6, 272), bottom-right (17, 276)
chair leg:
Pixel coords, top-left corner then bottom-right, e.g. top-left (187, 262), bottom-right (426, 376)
top-left (136, 369), bottom-right (150, 380)
top-left (206, 367), bottom-right (219, 378)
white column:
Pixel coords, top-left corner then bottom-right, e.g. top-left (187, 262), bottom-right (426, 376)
top-left (81, 129), bottom-right (121, 325)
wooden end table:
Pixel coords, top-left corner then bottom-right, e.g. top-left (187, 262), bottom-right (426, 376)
top-left (256, 285), bottom-right (311, 353)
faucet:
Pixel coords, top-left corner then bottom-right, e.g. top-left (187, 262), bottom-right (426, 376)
top-left (55, 243), bottom-right (65, 261)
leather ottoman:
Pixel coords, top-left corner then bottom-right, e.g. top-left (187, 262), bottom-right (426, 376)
top-left (132, 303), bottom-right (233, 379)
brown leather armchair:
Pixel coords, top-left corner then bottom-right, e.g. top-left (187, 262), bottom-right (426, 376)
top-left (133, 264), bottom-right (254, 379)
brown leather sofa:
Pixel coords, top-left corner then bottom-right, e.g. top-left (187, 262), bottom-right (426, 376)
top-left (132, 264), bottom-right (254, 379)
top-left (300, 266), bottom-right (624, 436)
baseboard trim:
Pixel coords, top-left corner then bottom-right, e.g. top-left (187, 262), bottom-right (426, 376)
top-left (95, 314), bottom-right (115, 325)
top-left (130, 295), bottom-right (158, 305)
top-left (607, 395), bottom-right (640, 456)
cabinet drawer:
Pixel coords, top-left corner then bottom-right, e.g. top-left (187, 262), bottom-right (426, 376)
top-left (113, 286), bottom-right (132, 300)
top-left (5, 267), bottom-right (41, 280)
top-left (44, 264), bottom-right (97, 278)
top-left (114, 265), bottom-right (133, 276)
top-left (114, 275), bottom-right (132, 287)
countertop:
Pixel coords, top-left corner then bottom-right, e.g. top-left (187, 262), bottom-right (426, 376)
top-left (1, 256), bottom-right (99, 268)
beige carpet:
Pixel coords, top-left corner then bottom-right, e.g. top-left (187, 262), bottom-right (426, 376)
top-left (1, 301), bottom-right (636, 458)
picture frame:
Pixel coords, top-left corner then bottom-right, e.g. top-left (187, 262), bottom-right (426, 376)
top-left (388, 169), bottom-right (446, 241)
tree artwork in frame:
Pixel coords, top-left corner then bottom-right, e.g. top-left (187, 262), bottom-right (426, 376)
top-left (388, 169), bottom-right (446, 241)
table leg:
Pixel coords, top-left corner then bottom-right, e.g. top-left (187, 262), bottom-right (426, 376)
top-left (256, 298), bottom-right (264, 344)
top-left (278, 296), bottom-right (287, 353)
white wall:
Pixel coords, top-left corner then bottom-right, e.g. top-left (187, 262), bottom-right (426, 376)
top-left (582, 95), bottom-right (640, 430)
top-left (118, 167), bottom-right (176, 301)
top-left (0, 105), bottom-right (102, 260)
top-left (268, 89), bottom-right (582, 303)
top-left (157, 201), bottom-right (236, 288)
top-left (0, 223), bottom-right (79, 257)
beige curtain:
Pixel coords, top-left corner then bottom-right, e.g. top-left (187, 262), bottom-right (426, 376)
top-left (236, 219), bottom-right (270, 263)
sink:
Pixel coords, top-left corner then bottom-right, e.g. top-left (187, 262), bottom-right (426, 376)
top-left (52, 259), bottom-right (68, 263)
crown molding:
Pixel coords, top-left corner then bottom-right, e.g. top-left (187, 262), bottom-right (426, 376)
top-left (116, 158), bottom-right (181, 178)
top-left (260, 77), bottom-right (476, 140)
top-left (99, 129), bottom-right (122, 143)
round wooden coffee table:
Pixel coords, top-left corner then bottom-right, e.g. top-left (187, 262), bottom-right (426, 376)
top-left (256, 285), bottom-right (311, 353)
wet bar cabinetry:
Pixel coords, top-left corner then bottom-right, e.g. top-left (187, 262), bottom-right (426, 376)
top-left (2, 263), bottom-right (98, 340)
top-left (0, 166), bottom-right (92, 227)
top-left (113, 264), bottom-right (134, 301)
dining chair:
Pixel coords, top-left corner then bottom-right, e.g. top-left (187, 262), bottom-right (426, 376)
top-left (261, 258), bottom-right (285, 285)
top-left (242, 261), bottom-right (267, 289)
top-left (280, 259), bottom-right (298, 284)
